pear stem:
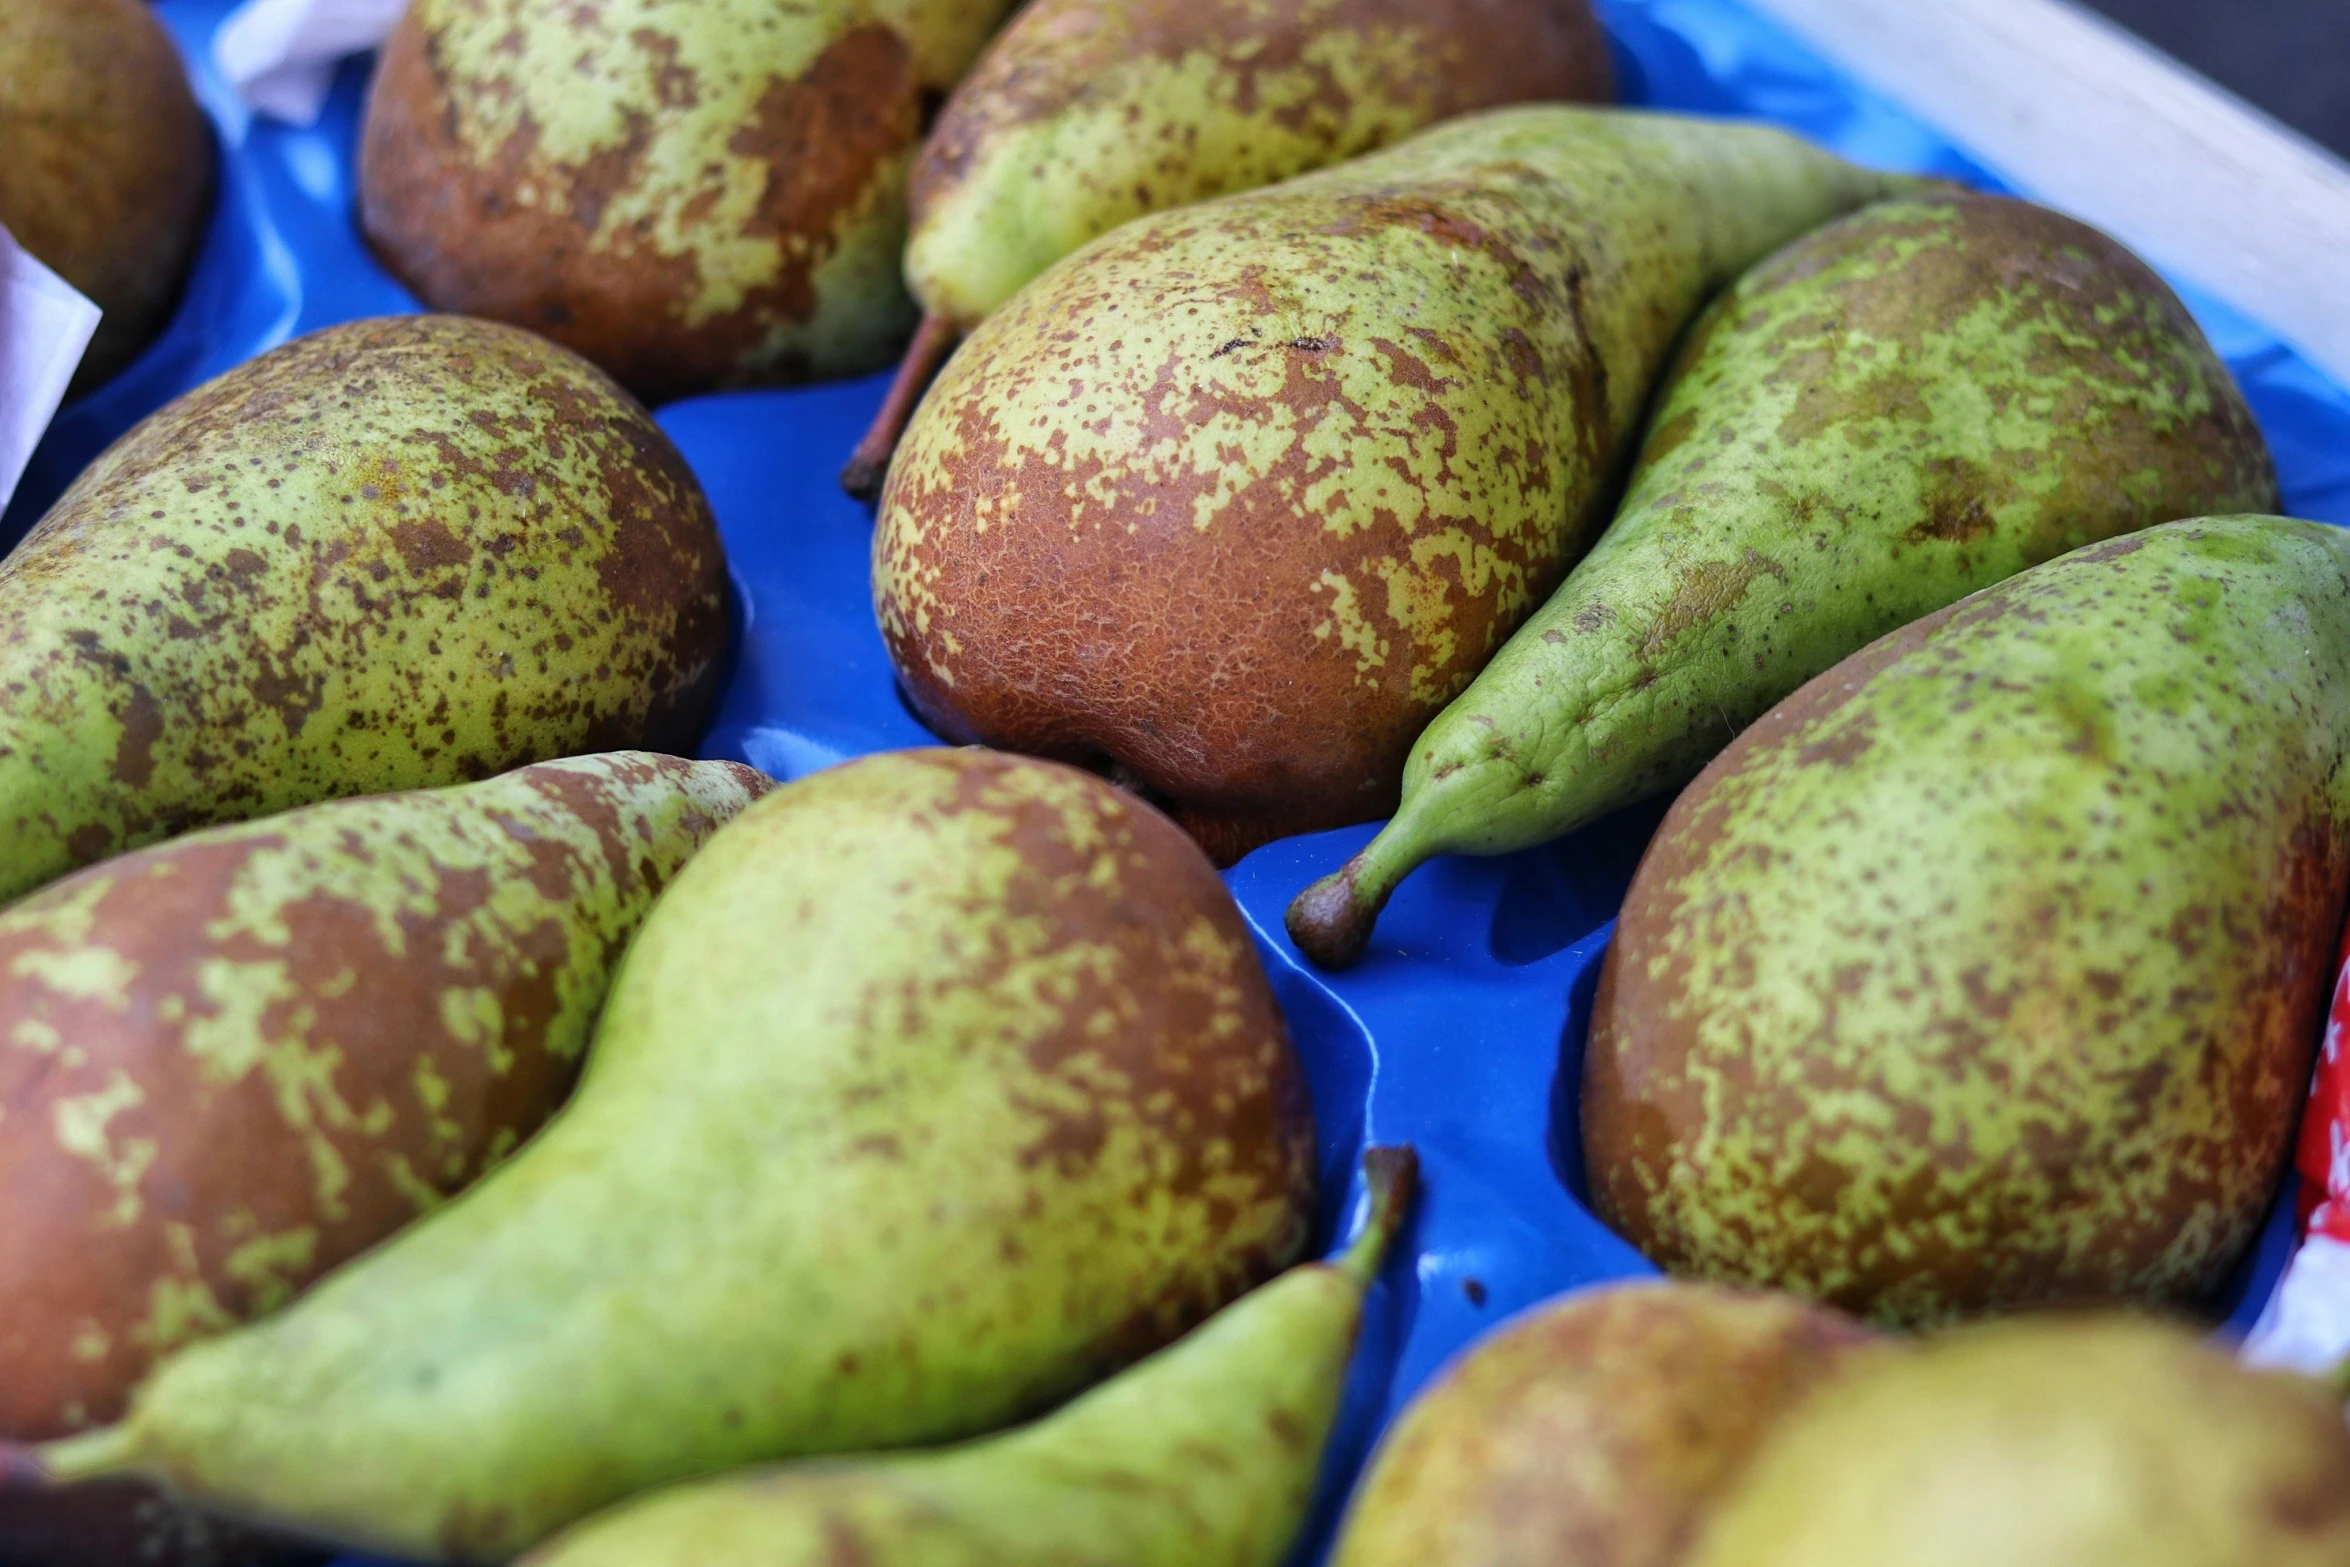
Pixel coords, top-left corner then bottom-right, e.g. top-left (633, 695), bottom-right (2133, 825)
top-left (840, 312), bottom-right (959, 503)
top-left (30, 1425), bottom-right (141, 1487)
top-left (1338, 1145), bottom-right (1420, 1287)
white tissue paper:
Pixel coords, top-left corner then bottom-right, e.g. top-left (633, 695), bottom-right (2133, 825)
top-left (0, 226), bottom-right (102, 517)
top-left (216, 0), bottom-right (408, 127)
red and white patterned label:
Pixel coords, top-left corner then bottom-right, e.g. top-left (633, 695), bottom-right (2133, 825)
top-left (2245, 926), bottom-right (2350, 1371)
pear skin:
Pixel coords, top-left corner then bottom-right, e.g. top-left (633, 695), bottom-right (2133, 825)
top-left (0, 754), bottom-right (765, 1567)
top-left (362, 0), bottom-right (1019, 402)
top-left (1687, 1314), bottom-right (2350, 1566)
top-left (877, 106), bottom-right (1914, 864)
top-left (0, 0), bottom-right (214, 392)
top-left (1289, 192), bottom-right (2276, 968)
top-left (0, 315), bottom-right (730, 904)
top-left (1585, 517), bottom-right (2350, 1325)
top-left (844, 0), bottom-right (1613, 494)
top-left (519, 1147), bottom-right (1418, 1567)
top-left (26, 748), bottom-right (1316, 1562)
top-left (907, 0), bottom-right (1611, 332)
top-left (1333, 1281), bottom-right (1880, 1567)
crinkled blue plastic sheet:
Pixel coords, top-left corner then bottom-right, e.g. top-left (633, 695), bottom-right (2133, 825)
top-left (18, 2), bottom-right (2345, 1562)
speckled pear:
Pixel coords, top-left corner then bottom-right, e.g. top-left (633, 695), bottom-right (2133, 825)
top-left (1333, 1282), bottom-right (1882, 1567)
top-left (27, 748), bottom-right (1316, 1563)
top-left (521, 1147), bottom-right (1417, 1567)
top-left (1687, 1315), bottom-right (2350, 1566)
top-left (0, 753), bottom-right (768, 1567)
top-left (842, 0), bottom-right (1613, 492)
top-left (1585, 517), bottom-right (2350, 1325)
top-left (0, 0), bottom-right (213, 392)
top-left (876, 107), bottom-right (1913, 864)
top-left (362, 0), bottom-right (1020, 403)
top-left (0, 315), bottom-right (730, 905)
top-left (1288, 192), bottom-right (2276, 969)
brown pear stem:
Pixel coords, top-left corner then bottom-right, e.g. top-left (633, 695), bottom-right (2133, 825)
top-left (1287, 855), bottom-right (1389, 972)
top-left (1339, 1145), bottom-right (1420, 1286)
top-left (840, 312), bottom-right (960, 503)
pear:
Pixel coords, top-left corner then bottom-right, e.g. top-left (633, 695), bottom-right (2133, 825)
top-left (875, 106), bottom-right (1913, 864)
top-left (1333, 1281), bottom-right (1881, 1567)
top-left (1288, 191), bottom-right (2277, 968)
top-left (0, 753), bottom-right (767, 1567)
top-left (0, 0), bottom-right (214, 392)
top-left (520, 1146), bottom-right (1417, 1567)
top-left (1687, 1314), bottom-right (2350, 1566)
top-left (22, 747), bottom-right (1317, 1562)
top-left (0, 313), bottom-right (729, 905)
top-left (841, 0), bottom-right (1613, 493)
top-left (1584, 517), bottom-right (2350, 1325)
top-left (361, 0), bottom-right (1019, 404)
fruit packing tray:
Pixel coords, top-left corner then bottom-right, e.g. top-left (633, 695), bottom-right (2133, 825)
top-left (14, 1), bottom-right (2348, 1562)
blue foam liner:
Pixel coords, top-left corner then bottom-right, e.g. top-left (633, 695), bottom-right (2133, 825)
top-left (16, 3), bottom-right (2344, 1562)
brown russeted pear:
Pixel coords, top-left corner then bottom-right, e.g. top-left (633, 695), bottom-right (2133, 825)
top-left (1585, 518), bottom-right (2350, 1325)
top-left (0, 753), bottom-right (768, 1567)
top-left (876, 106), bottom-right (1914, 865)
top-left (521, 1147), bottom-right (1418, 1567)
top-left (1332, 1281), bottom-right (1881, 1567)
top-left (1288, 191), bottom-right (2276, 969)
top-left (0, 314), bottom-right (729, 905)
top-left (362, 0), bottom-right (1020, 404)
top-left (1687, 1314), bottom-right (2350, 1566)
top-left (17, 748), bottom-right (1317, 1563)
top-left (841, 0), bottom-right (1614, 494)
top-left (0, 0), bottom-right (214, 391)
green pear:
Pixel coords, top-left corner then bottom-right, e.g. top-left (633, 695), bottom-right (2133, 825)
top-left (842, 0), bottom-right (1614, 493)
top-left (1584, 517), bottom-right (2350, 1325)
top-left (0, 314), bottom-right (730, 905)
top-left (876, 106), bottom-right (1915, 864)
top-left (521, 1146), bottom-right (1418, 1567)
top-left (25, 747), bottom-right (1317, 1562)
top-left (362, 0), bottom-right (1020, 403)
top-left (1687, 1314), bottom-right (2350, 1566)
top-left (0, 0), bottom-right (214, 391)
top-left (1288, 191), bottom-right (2276, 968)
top-left (1333, 1281), bottom-right (1881, 1567)
top-left (0, 752), bottom-right (768, 1567)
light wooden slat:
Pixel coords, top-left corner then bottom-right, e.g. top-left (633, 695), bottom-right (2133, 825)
top-left (1739, 0), bottom-right (2350, 390)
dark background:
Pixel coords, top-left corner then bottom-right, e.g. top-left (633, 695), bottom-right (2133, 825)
top-left (2080, 0), bottom-right (2350, 157)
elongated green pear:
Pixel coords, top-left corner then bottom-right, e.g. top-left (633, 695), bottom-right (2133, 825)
top-left (0, 314), bottom-right (730, 906)
top-left (840, 0), bottom-right (1613, 492)
top-left (522, 1146), bottom-right (1418, 1567)
top-left (0, 752), bottom-right (768, 1567)
top-left (1585, 518), bottom-right (2350, 1325)
top-left (1687, 1315), bottom-right (2350, 1566)
top-left (1288, 191), bottom-right (2276, 967)
top-left (877, 107), bottom-right (1914, 864)
top-left (20, 748), bottom-right (1317, 1562)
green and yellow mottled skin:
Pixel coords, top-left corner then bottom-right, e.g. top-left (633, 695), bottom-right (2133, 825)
top-left (0, 314), bottom-right (730, 906)
top-left (1289, 192), bottom-right (2276, 968)
top-left (0, 752), bottom-right (766, 1567)
top-left (361, 0), bottom-right (1019, 404)
top-left (523, 1148), bottom-right (1415, 1567)
top-left (877, 107), bottom-right (1910, 863)
top-left (0, 0), bottom-right (214, 392)
top-left (1333, 1282), bottom-right (1881, 1567)
top-left (907, 0), bottom-right (1611, 330)
top-left (42, 748), bottom-right (1317, 1563)
top-left (1688, 1315), bottom-right (2350, 1566)
top-left (1585, 518), bottom-right (2350, 1326)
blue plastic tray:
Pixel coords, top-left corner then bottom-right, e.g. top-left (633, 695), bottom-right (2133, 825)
top-left (19, 3), bottom-right (2349, 1561)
